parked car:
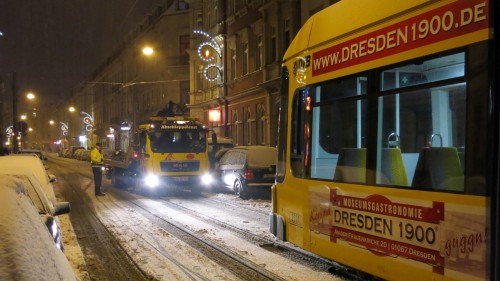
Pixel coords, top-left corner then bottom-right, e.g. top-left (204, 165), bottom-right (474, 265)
top-left (69, 146), bottom-right (85, 158)
top-left (216, 146), bottom-right (277, 199)
top-left (73, 148), bottom-right (85, 159)
top-left (0, 172), bottom-right (70, 251)
top-left (79, 149), bottom-right (91, 161)
top-left (0, 176), bottom-right (76, 280)
top-left (64, 149), bottom-right (74, 158)
top-left (208, 137), bottom-right (234, 169)
top-left (0, 155), bottom-right (58, 205)
top-left (209, 148), bottom-right (231, 192)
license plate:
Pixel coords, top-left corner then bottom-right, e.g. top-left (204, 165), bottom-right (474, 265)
top-left (263, 174), bottom-right (275, 178)
top-left (173, 176), bottom-right (188, 182)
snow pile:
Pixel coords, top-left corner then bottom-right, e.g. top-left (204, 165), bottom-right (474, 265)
top-left (0, 176), bottom-right (78, 281)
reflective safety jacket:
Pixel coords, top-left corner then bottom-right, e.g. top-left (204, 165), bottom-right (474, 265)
top-left (90, 148), bottom-right (104, 167)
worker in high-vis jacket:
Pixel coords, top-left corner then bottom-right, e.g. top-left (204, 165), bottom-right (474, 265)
top-left (90, 143), bottom-right (105, 196)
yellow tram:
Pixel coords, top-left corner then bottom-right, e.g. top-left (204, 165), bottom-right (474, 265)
top-left (270, 0), bottom-right (498, 280)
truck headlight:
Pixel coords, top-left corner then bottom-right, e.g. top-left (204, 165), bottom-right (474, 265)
top-left (145, 174), bottom-right (159, 187)
top-left (201, 173), bottom-right (213, 185)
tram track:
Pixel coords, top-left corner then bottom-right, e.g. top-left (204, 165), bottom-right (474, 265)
top-left (49, 156), bottom-right (152, 281)
top-left (48, 155), bottom-right (346, 280)
top-left (155, 194), bottom-right (341, 274)
top-left (108, 190), bottom-right (285, 281)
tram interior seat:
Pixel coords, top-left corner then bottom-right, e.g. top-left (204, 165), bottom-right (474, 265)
top-left (379, 148), bottom-right (409, 186)
top-left (333, 148), bottom-right (366, 183)
top-left (411, 147), bottom-right (464, 191)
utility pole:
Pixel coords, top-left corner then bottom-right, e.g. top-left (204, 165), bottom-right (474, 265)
top-left (12, 72), bottom-right (18, 153)
top-left (0, 74), bottom-right (4, 142)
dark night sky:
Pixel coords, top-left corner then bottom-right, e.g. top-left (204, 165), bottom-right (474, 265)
top-left (0, 0), bottom-right (164, 107)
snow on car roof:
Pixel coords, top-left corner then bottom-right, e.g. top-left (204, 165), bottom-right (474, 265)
top-left (0, 155), bottom-right (56, 205)
top-left (234, 146), bottom-right (277, 167)
top-left (0, 169), bottom-right (53, 213)
top-left (18, 149), bottom-right (43, 153)
top-left (0, 176), bottom-right (77, 280)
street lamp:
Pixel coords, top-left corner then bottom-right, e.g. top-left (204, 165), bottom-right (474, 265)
top-left (12, 72), bottom-right (19, 153)
top-left (10, 75), bottom-right (37, 153)
top-left (142, 46), bottom-right (154, 56)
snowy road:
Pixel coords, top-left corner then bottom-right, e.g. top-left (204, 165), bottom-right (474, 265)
top-left (47, 155), bottom-right (344, 281)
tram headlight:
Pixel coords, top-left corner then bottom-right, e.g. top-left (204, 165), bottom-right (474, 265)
top-left (144, 174), bottom-right (159, 187)
top-left (201, 173), bottom-right (213, 185)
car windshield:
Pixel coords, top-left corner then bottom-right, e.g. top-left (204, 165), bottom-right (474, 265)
top-left (148, 130), bottom-right (207, 153)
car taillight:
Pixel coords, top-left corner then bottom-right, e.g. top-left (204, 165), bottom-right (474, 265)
top-left (244, 169), bottom-right (254, 180)
top-left (133, 152), bottom-right (138, 158)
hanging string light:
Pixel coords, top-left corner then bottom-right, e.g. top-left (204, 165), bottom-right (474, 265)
top-left (81, 111), bottom-right (94, 132)
top-left (60, 122), bottom-right (68, 136)
top-left (193, 29), bottom-right (223, 82)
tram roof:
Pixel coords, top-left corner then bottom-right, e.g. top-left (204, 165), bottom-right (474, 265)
top-left (283, 0), bottom-right (431, 62)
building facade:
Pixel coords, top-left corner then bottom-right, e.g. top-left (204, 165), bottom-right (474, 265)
top-left (72, 2), bottom-right (191, 150)
top-left (188, 0), bottom-right (301, 147)
top-left (69, 0), bottom-right (336, 150)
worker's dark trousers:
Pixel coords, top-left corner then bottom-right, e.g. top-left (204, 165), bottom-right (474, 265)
top-left (92, 166), bottom-right (103, 194)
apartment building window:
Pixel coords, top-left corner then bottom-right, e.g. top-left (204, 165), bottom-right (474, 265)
top-left (178, 0), bottom-right (188, 10)
top-left (244, 108), bottom-right (251, 145)
top-left (242, 43), bottom-right (249, 75)
top-left (232, 111), bottom-right (239, 145)
top-left (228, 0), bottom-right (236, 15)
top-left (257, 104), bottom-right (266, 144)
top-left (206, 0), bottom-right (217, 26)
top-left (179, 35), bottom-right (189, 57)
top-left (196, 12), bottom-right (203, 29)
top-left (180, 80), bottom-right (190, 106)
top-left (284, 19), bottom-right (291, 49)
top-left (256, 35), bottom-right (262, 70)
top-left (270, 26), bottom-right (277, 62)
top-left (230, 48), bottom-right (236, 80)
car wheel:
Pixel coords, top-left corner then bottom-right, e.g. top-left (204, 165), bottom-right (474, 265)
top-left (234, 179), bottom-right (249, 199)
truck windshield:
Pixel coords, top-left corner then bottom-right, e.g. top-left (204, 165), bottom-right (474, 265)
top-left (148, 130), bottom-right (207, 153)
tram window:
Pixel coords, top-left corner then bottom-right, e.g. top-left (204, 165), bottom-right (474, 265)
top-left (381, 53), bottom-right (464, 91)
top-left (310, 75), bottom-right (367, 181)
top-left (376, 80), bottom-right (466, 190)
top-left (290, 89), bottom-right (308, 178)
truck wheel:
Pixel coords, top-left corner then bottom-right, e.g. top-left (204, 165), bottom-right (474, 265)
top-left (133, 177), bottom-right (155, 197)
top-left (132, 177), bottom-right (142, 194)
top-left (111, 171), bottom-right (123, 189)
